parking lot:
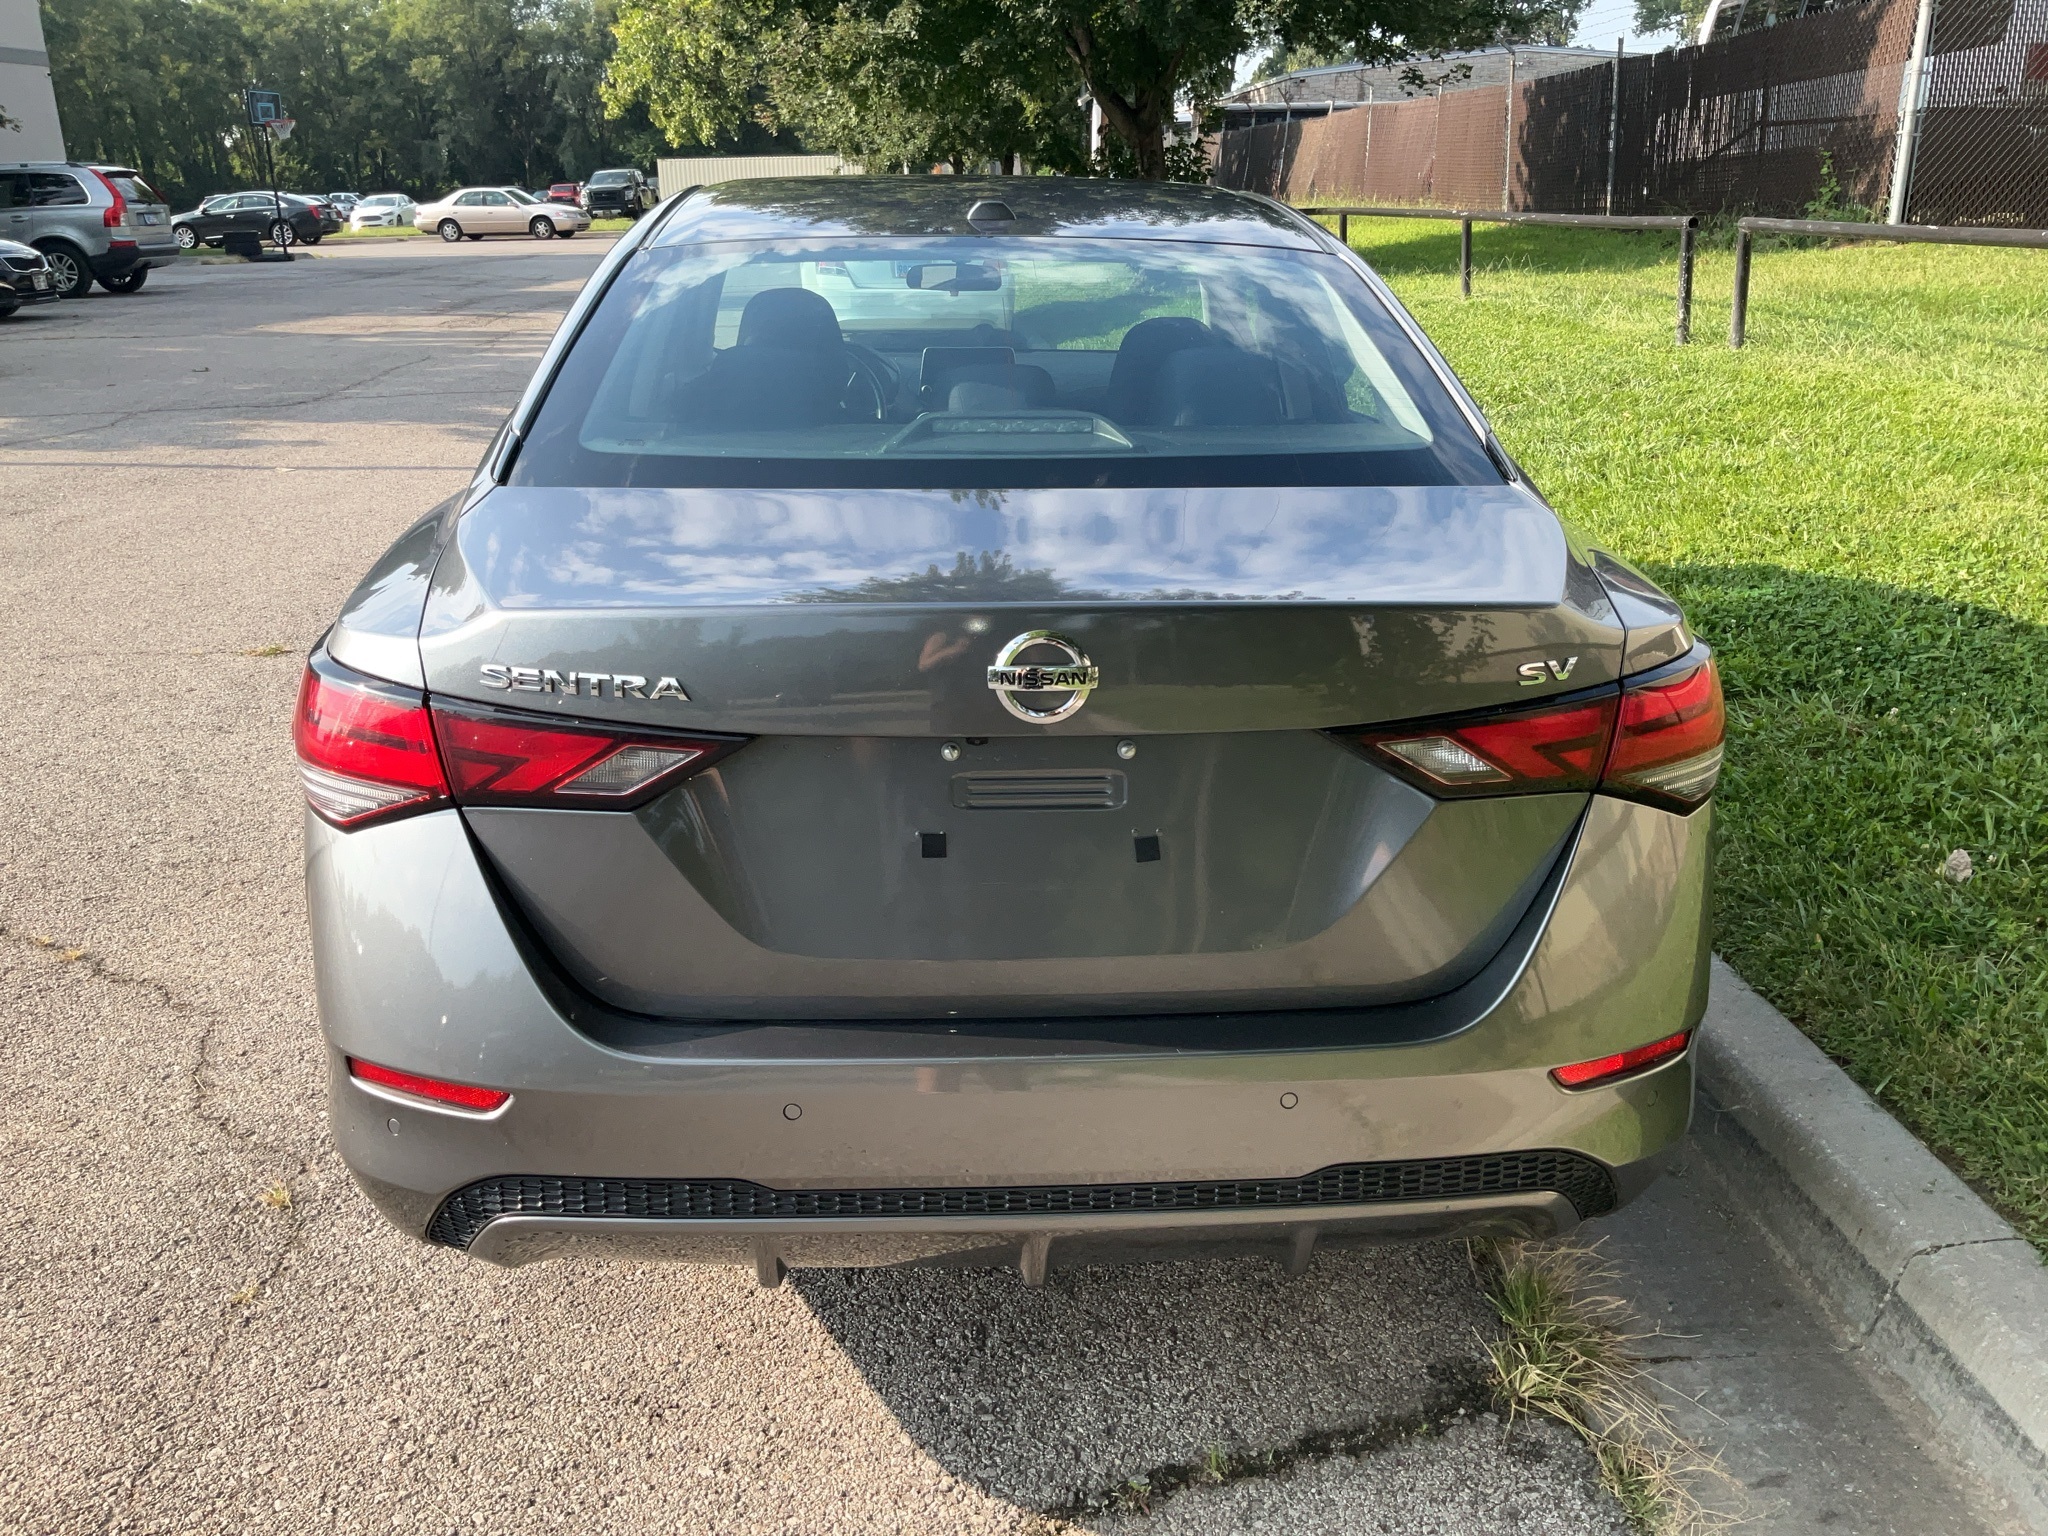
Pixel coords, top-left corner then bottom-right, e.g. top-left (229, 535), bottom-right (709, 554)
top-left (0, 242), bottom-right (2024, 1535)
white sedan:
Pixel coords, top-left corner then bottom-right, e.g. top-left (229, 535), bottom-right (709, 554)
top-left (415, 187), bottom-right (591, 242)
top-left (348, 193), bottom-right (417, 231)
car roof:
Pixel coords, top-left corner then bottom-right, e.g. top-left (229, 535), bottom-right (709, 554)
top-left (651, 176), bottom-right (1322, 250)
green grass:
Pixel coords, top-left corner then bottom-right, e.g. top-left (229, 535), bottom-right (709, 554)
top-left (1325, 215), bottom-right (2048, 1250)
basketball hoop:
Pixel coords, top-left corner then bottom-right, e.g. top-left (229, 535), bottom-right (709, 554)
top-left (268, 116), bottom-right (296, 141)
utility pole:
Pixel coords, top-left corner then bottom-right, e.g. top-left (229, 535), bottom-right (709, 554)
top-left (1887, 0), bottom-right (1938, 224)
top-left (1604, 39), bottom-right (1624, 216)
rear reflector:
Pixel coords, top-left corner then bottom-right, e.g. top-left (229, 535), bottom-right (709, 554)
top-left (294, 654), bottom-right (448, 829)
top-left (1551, 1030), bottom-right (1692, 1089)
top-left (429, 703), bottom-right (746, 809)
top-left (1334, 646), bottom-right (1724, 814)
top-left (347, 1057), bottom-right (510, 1112)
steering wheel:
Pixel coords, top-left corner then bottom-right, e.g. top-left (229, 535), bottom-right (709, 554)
top-left (841, 345), bottom-right (899, 421)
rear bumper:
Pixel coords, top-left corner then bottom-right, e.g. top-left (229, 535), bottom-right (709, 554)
top-left (308, 793), bottom-right (1710, 1273)
top-left (91, 241), bottom-right (179, 277)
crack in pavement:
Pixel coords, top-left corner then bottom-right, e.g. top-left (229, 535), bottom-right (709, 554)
top-left (1045, 1370), bottom-right (1498, 1522)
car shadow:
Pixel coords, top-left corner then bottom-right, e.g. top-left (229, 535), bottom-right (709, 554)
top-left (792, 1241), bottom-right (1499, 1516)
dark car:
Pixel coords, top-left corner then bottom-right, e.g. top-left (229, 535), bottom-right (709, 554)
top-left (173, 192), bottom-right (326, 249)
top-left (299, 179), bottom-right (1720, 1287)
top-left (0, 238), bottom-right (62, 314)
top-left (580, 168), bottom-right (652, 218)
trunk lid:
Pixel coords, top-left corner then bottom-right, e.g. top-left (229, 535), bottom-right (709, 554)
top-left (416, 484), bottom-right (1624, 1019)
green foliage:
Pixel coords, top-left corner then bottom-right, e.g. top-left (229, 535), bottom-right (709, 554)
top-left (1631, 0), bottom-right (1707, 40)
top-left (1803, 151), bottom-right (1880, 223)
top-left (605, 0), bottom-right (1573, 179)
top-left (42, 0), bottom-right (676, 207)
top-left (1329, 213), bottom-right (2048, 1252)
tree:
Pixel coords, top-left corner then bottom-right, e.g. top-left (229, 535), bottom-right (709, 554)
top-left (608, 0), bottom-right (1574, 179)
top-left (1633, 0), bottom-right (1708, 40)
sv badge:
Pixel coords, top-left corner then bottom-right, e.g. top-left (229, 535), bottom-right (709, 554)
top-left (1517, 657), bottom-right (1579, 686)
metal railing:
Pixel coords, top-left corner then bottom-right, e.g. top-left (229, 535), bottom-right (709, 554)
top-left (1300, 206), bottom-right (1701, 343)
top-left (1731, 216), bottom-right (2048, 346)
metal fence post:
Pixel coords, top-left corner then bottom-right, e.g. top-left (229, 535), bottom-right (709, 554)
top-left (1338, 211), bottom-right (1349, 245)
top-left (1731, 226), bottom-right (1753, 347)
top-left (1503, 49), bottom-right (1516, 211)
top-left (1676, 218), bottom-right (1696, 344)
top-left (1460, 217), bottom-right (1473, 297)
top-left (1605, 39), bottom-right (1622, 216)
top-left (1886, 0), bottom-right (1938, 225)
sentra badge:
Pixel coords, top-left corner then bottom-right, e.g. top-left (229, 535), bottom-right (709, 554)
top-left (480, 664), bottom-right (689, 701)
top-left (986, 631), bottom-right (1099, 723)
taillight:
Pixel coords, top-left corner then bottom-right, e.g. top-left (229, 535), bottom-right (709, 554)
top-left (347, 1057), bottom-right (510, 1112)
top-left (1355, 693), bottom-right (1617, 797)
top-left (1552, 1029), bottom-right (1691, 1089)
top-left (429, 702), bottom-right (746, 809)
top-left (294, 653), bottom-right (448, 828)
top-left (89, 169), bottom-right (126, 228)
top-left (1603, 655), bottom-right (1724, 811)
top-left (1335, 646), bottom-right (1723, 814)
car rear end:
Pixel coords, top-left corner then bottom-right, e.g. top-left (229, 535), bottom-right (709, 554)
top-left (303, 181), bottom-right (1716, 1283)
top-left (86, 167), bottom-right (179, 283)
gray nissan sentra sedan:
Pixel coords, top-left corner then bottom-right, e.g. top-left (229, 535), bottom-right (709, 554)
top-left (298, 178), bottom-right (1719, 1285)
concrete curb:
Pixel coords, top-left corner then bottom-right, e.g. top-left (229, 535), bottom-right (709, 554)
top-left (1696, 957), bottom-right (2048, 1531)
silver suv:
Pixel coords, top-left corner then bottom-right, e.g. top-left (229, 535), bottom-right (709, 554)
top-left (0, 163), bottom-right (178, 297)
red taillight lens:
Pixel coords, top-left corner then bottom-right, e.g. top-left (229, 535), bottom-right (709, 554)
top-left (429, 703), bottom-right (744, 809)
top-left (1551, 1029), bottom-right (1691, 1089)
top-left (347, 1057), bottom-right (510, 1112)
top-left (1337, 646), bottom-right (1723, 814)
top-left (90, 168), bottom-right (126, 228)
top-left (1603, 656), bottom-right (1724, 811)
top-left (294, 654), bottom-right (449, 828)
top-left (1348, 693), bottom-right (1619, 797)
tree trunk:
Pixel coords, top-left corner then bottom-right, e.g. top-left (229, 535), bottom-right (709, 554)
top-left (1064, 24), bottom-right (1175, 179)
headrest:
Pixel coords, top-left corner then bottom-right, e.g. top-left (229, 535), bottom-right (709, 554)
top-left (737, 287), bottom-right (844, 351)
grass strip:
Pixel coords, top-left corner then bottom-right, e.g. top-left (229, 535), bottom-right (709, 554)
top-left (1332, 216), bottom-right (2048, 1252)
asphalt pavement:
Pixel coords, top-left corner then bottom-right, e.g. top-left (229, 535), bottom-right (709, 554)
top-left (0, 240), bottom-right (2020, 1535)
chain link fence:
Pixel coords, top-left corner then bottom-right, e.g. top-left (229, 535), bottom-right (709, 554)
top-left (1214, 0), bottom-right (2048, 226)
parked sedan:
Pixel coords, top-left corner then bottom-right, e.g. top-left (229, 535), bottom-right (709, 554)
top-left (299, 178), bottom-right (1720, 1286)
top-left (348, 193), bottom-right (417, 231)
top-left (414, 187), bottom-right (589, 241)
top-left (0, 238), bottom-right (62, 315)
top-left (173, 192), bottom-right (324, 249)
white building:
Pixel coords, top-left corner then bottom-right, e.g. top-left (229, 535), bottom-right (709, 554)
top-left (1, 0), bottom-right (66, 160)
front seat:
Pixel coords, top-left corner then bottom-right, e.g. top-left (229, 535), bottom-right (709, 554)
top-left (1105, 316), bottom-right (1215, 427)
top-left (685, 288), bottom-right (856, 430)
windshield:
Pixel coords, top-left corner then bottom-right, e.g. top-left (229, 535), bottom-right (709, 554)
top-left (108, 173), bottom-right (165, 206)
top-left (510, 236), bottom-right (1498, 490)
top-left (505, 187), bottom-right (538, 205)
top-left (590, 172), bottom-right (632, 186)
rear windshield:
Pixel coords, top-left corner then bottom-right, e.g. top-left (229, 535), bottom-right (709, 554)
top-left (509, 235), bottom-right (1499, 490)
top-left (108, 173), bottom-right (165, 205)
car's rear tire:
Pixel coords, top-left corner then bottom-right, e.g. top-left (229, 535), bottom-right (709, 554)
top-left (173, 225), bottom-right (198, 250)
top-left (529, 216), bottom-right (556, 240)
top-left (35, 242), bottom-right (91, 299)
top-left (269, 220), bottom-right (297, 247)
top-left (438, 220), bottom-right (463, 243)
top-left (98, 268), bottom-right (148, 294)
top-left (303, 231), bottom-right (323, 246)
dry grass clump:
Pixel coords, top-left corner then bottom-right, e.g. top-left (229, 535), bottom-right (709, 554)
top-left (1475, 1240), bottom-right (1730, 1535)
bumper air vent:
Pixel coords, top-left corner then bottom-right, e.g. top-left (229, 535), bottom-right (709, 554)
top-left (950, 769), bottom-right (1126, 810)
top-left (427, 1152), bottom-right (1619, 1250)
